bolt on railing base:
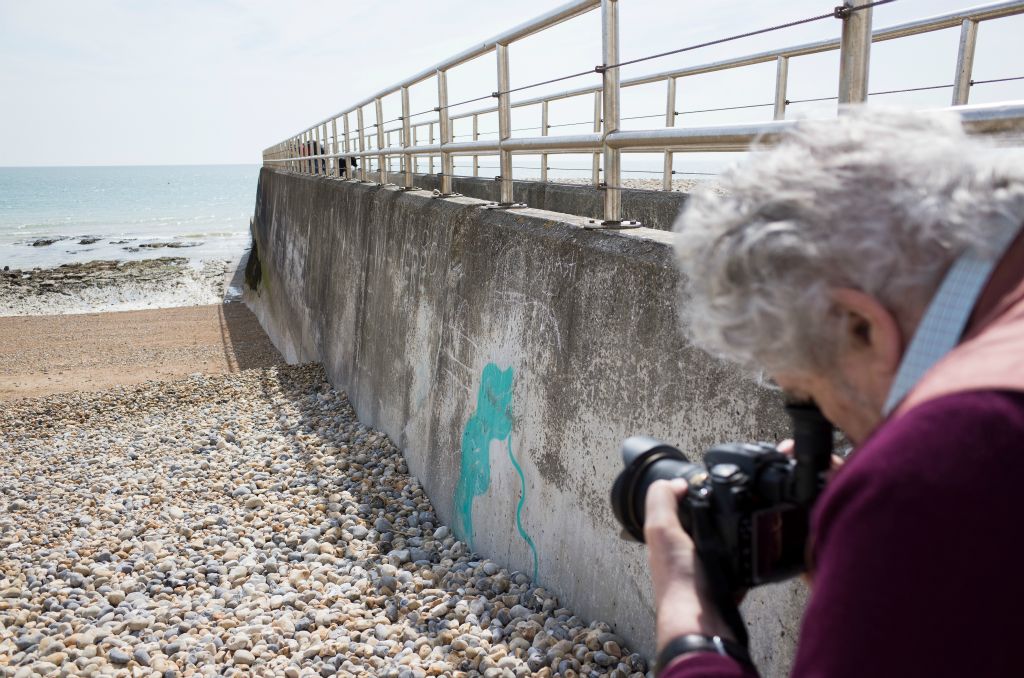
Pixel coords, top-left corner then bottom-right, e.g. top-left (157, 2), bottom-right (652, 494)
top-left (431, 190), bottom-right (464, 199)
top-left (480, 202), bottom-right (529, 210)
top-left (583, 219), bottom-right (643, 230)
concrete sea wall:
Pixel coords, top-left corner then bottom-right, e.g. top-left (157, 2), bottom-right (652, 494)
top-left (246, 168), bottom-right (807, 676)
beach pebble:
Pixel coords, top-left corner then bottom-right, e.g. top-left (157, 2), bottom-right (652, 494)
top-left (133, 647), bottom-right (151, 667)
top-left (233, 649), bottom-right (256, 666)
top-left (108, 648), bottom-right (131, 665)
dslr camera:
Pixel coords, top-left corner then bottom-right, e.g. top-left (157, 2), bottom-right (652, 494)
top-left (611, 403), bottom-right (833, 595)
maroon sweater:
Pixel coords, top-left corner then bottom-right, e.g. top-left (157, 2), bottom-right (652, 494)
top-left (663, 389), bottom-right (1024, 677)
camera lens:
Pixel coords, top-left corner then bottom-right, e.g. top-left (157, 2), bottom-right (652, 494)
top-left (610, 436), bottom-right (704, 542)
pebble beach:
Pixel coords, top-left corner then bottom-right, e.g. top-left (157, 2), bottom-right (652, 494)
top-left (0, 363), bottom-right (645, 678)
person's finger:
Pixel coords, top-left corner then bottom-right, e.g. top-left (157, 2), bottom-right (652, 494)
top-left (777, 438), bottom-right (794, 456)
top-left (643, 478), bottom-right (689, 537)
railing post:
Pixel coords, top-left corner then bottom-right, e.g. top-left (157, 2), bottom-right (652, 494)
top-left (401, 86), bottom-right (414, 189)
top-left (311, 129), bottom-right (317, 174)
top-left (317, 123), bottom-right (325, 175)
top-left (952, 19), bottom-right (979, 106)
top-left (773, 55), bottom-right (789, 120)
top-left (437, 69), bottom-right (454, 195)
top-left (592, 91), bottom-right (601, 186)
top-left (413, 125), bottom-right (420, 175)
top-left (343, 114), bottom-right (352, 179)
top-left (662, 77), bottom-right (676, 191)
top-left (601, 0), bottom-right (622, 222)
top-left (301, 131), bottom-right (308, 174)
top-left (541, 101), bottom-right (550, 183)
top-left (330, 119), bottom-right (338, 177)
top-left (321, 123), bottom-right (329, 175)
top-left (356, 107), bottom-right (367, 181)
top-left (428, 123), bottom-right (435, 176)
top-left (375, 97), bottom-right (387, 184)
top-left (472, 114), bottom-right (479, 177)
top-left (496, 42), bottom-right (514, 205)
top-left (838, 0), bottom-right (873, 105)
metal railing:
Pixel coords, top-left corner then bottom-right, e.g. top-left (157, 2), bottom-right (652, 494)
top-left (263, 0), bottom-right (1024, 226)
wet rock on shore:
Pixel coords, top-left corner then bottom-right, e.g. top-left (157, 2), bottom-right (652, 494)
top-left (0, 258), bottom-right (230, 316)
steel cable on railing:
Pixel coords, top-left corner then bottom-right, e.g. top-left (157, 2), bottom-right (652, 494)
top-left (495, 69), bottom-right (600, 99)
top-left (600, 0), bottom-right (898, 73)
top-left (971, 75), bottom-right (1024, 86)
top-left (437, 170), bottom-right (597, 190)
top-left (451, 124), bottom-right (547, 139)
top-left (787, 83), bottom-right (951, 105)
top-left (457, 164), bottom-right (595, 172)
top-left (548, 120), bottom-right (600, 129)
top-left (785, 76), bottom-right (1024, 106)
top-left (678, 102), bottom-right (775, 115)
top-left (429, 172), bottom-right (596, 191)
top-left (448, 165), bottom-right (720, 178)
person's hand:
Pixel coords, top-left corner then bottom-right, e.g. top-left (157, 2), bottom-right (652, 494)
top-left (644, 478), bottom-right (735, 653)
top-left (776, 439), bottom-right (845, 477)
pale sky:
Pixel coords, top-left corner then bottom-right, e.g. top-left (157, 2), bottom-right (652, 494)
top-left (1, 0), bottom-right (1021, 167)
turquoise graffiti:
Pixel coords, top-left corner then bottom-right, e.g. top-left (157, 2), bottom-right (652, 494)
top-left (453, 363), bottom-right (539, 580)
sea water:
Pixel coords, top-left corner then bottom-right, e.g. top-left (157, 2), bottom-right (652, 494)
top-left (0, 165), bottom-right (257, 269)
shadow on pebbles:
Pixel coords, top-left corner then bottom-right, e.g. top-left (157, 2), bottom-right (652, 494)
top-left (0, 364), bottom-right (646, 678)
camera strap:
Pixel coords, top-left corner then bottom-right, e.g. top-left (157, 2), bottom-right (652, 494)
top-left (883, 223), bottom-right (1022, 415)
top-left (690, 502), bottom-right (750, 648)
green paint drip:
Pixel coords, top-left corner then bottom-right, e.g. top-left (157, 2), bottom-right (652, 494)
top-left (507, 437), bottom-right (539, 581)
top-left (453, 364), bottom-right (539, 582)
top-left (453, 364), bottom-right (514, 549)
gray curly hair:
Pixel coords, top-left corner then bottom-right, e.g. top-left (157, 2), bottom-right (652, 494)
top-left (674, 107), bottom-right (1024, 374)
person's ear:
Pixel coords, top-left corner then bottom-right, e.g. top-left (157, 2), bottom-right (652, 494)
top-left (830, 288), bottom-right (903, 375)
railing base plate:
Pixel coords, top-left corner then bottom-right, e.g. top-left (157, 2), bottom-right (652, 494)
top-left (480, 202), bottom-right (528, 210)
top-left (583, 219), bottom-right (643, 230)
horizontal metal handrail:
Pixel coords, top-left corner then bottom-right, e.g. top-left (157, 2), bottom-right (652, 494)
top-left (267, 99), bottom-right (1024, 161)
top-left (264, 0), bottom-right (1024, 223)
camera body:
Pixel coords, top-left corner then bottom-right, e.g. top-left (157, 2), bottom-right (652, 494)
top-left (611, 403), bottom-right (832, 593)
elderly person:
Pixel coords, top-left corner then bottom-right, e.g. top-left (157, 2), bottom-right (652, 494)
top-left (650, 109), bottom-right (1024, 677)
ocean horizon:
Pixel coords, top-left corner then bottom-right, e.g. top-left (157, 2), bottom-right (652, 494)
top-left (0, 164), bottom-right (259, 270)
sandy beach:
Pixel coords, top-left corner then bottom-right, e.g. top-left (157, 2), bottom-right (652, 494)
top-left (0, 304), bottom-right (283, 401)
